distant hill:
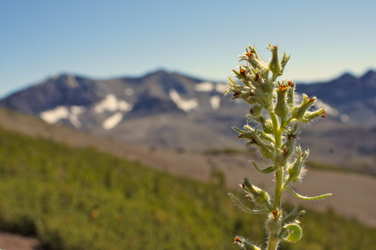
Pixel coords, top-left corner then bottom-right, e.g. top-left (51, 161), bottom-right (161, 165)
top-left (296, 70), bottom-right (376, 125)
top-left (1, 69), bottom-right (376, 173)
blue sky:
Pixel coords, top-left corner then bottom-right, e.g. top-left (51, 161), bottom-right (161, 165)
top-left (1, 0), bottom-right (375, 98)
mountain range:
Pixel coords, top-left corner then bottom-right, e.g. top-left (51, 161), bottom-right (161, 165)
top-left (1, 69), bottom-right (376, 173)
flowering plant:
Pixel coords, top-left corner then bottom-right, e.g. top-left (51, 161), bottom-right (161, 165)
top-left (226, 44), bottom-right (331, 250)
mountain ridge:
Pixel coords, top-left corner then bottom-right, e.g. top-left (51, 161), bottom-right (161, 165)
top-left (1, 69), bottom-right (375, 124)
top-left (0, 69), bottom-right (375, 173)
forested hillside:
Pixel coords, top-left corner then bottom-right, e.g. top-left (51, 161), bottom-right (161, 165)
top-left (0, 126), bottom-right (374, 250)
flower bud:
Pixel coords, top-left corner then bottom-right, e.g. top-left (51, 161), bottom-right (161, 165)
top-left (281, 205), bottom-right (306, 226)
top-left (250, 105), bottom-right (262, 116)
top-left (301, 108), bottom-right (325, 124)
top-left (239, 46), bottom-right (270, 76)
top-left (266, 210), bottom-right (282, 234)
top-left (273, 148), bottom-right (289, 167)
top-left (288, 147), bottom-right (308, 182)
top-left (245, 128), bottom-right (274, 159)
top-left (281, 123), bottom-right (300, 159)
top-left (257, 130), bottom-right (275, 143)
top-left (249, 68), bottom-right (271, 93)
top-left (249, 116), bottom-right (273, 134)
top-left (249, 73), bottom-right (263, 91)
top-left (245, 96), bottom-right (257, 105)
top-left (250, 88), bottom-right (270, 108)
top-left (268, 44), bottom-right (282, 79)
top-left (291, 94), bottom-right (316, 120)
top-left (242, 178), bottom-right (271, 209)
top-left (233, 68), bottom-right (250, 87)
top-left (286, 81), bottom-right (295, 108)
top-left (234, 236), bottom-right (262, 250)
top-left (275, 83), bottom-right (290, 119)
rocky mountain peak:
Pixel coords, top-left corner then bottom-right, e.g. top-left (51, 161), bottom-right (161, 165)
top-left (0, 69), bottom-right (375, 144)
top-left (335, 72), bottom-right (356, 83)
top-left (361, 69), bottom-right (376, 86)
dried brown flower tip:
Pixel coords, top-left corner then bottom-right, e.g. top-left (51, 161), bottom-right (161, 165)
top-left (240, 68), bottom-right (246, 77)
top-left (322, 110), bottom-right (327, 118)
top-left (235, 236), bottom-right (242, 243)
top-left (279, 85), bottom-right (287, 93)
top-left (272, 210), bottom-right (278, 218)
top-left (254, 73), bottom-right (260, 81)
top-left (287, 81), bottom-right (294, 87)
top-left (288, 133), bottom-right (298, 140)
top-left (283, 149), bottom-right (288, 157)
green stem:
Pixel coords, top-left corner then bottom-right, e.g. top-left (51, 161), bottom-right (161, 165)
top-left (267, 236), bottom-right (280, 250)
top-left (282, 116), bottom-right (293, 128)
top-left (269, 111), bottom-right (282, 148)
top-left (266, 109), bottom-right (285, 250)
top-left (273, 167), bottom-right (283, 210)
top-left (269, 109), bottom-right (284, 210)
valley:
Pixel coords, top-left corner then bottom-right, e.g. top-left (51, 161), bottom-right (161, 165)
top-left (0, 107), bottom-right (374, 227)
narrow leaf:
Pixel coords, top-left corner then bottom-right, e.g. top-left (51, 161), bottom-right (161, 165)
top-left (233, 69), bottom-right (242, 78)
top-left (286, 187), bottom-right (332, 200)
top-left (251, 161), bottom-right (277, 174)
top-left (233, 126), bottom-right (245, 133)
top-left (228, 193), bottom-right (269, 214)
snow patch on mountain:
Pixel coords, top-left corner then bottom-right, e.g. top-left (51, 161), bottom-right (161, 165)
top-left (215, 83), bottom-right (228, 93)
top-left (69, 106), bottom-right (85, 128)
top-left (195, 82), bottom-right (213, 92)
top-left (210, 96), bottom-right (221, 110)
top-left (40, 106), bottom-right (69, 124)
top-left (93, 94), bottom-right (132, 114)
top-left (40, 105), bottom-right (86, 128)
top-left (169, 89), bottom-right (198, 112)
top-left (103, 112), bottom-right (123, 130)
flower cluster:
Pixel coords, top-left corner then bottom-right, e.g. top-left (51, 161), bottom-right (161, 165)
top-left (226, 44), bottom-right (331, 250)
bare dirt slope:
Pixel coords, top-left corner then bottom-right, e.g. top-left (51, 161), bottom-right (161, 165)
top-left (0, 108), bottom-right (375, 249)
top-left (0, 231), bottom-right (42, 250)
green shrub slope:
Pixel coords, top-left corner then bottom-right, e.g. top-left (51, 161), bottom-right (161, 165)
top-left (0, 127), bottom-right (374, 250)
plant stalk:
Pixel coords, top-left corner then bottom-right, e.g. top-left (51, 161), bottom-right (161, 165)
top-left (267, 236), bottom-right (279, 250)
top-left (266, 110), bottom-right (284, 249)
